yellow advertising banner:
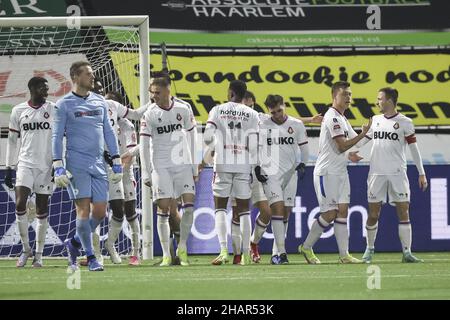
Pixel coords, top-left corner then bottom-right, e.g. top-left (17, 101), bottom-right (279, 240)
top-left (111, 53), bottom-right (450, 126)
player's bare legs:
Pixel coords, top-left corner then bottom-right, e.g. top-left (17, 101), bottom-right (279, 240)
top-left (250, 200), bottom-right (270, 263)
top-left (212, 196), bottom-right (229, 265)
top-left (177, 193), bottom-right (195, 266)
top-left (362, 202), bottom-right (382, 263)
top-left (156, 198), bottom-right (172, 266)
top-left (15, 186), bottom-right (32, 267)
top-left (231, 206), bottom-right (242, 264)
top-left (395, 202), bottom-right (423, 263)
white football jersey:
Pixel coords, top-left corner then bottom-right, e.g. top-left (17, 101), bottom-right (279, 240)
top-left (8, 100), bottom-right (55, 169)
top-left (366, 113), bottom-right (416, 175)
top-left (207, 101), bottom-right (259, 174)
top-left (117, 117), bottom-right (137, 155)
top-left (140, 97), bottom-right (196, 169)
top-left (259, 114), bottom-right (308, 175)
top-left (314, 107), bottom-right (357, 175)
top-left (106, 99), bottom-right (129, 132)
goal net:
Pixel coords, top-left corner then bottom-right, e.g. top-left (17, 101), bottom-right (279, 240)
top-left (0, 16), bottom-right (152, 260)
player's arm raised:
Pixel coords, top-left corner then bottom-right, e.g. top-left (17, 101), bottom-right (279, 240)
top-left (334, 117), bottom-right (372, 153)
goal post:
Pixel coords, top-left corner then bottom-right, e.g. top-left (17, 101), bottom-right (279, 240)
top-left (0, 16), bottom-right (153, 260)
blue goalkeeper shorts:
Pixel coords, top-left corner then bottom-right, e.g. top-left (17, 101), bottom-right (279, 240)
top-left (66, 159), bottom-right (109, 203)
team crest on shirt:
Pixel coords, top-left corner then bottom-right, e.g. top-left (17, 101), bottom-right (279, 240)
top-left (333, 118), bottom-right (338, 123)
top-left (333, 124), bottom-right (341, 130)
top-left (393, 122), bottom-right (399, 130)
top-left (43, 112), bottom-right (50, 119)
top-left (288, 126), bottom-right (293, 134)
top-left (177, 113), bottom-right (182, 121)
top-left (109, 109), bottom-right (112, 116)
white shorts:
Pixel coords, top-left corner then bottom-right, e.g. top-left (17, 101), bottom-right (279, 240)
top-left (16, 165), bottom-right (53, 195)
top-left (262, 174), bottom-right (298, 207)
top-left (231, 179), bottom-right (267, 206)
top-left (123, 167), bottom-right (136, 202)
top-left (107, 166), bottom-right (124, 201)
top-left (367, 173), bottom-right (410, 205)
top-left (152, 165), bottom-right (195, 200)
top-left (313, 174), bottom-right (350, 212)
top-left (213, 172), bottom-right (252, 199)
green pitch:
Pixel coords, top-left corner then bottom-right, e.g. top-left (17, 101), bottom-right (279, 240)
top-left (0, 252), bottom-right (449, 300)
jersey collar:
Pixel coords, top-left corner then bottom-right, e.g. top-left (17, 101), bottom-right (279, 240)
top-left (384, 112), bottom-right (399, 119)
top-left (270, 115), bottom-right (288, 125)
top-left (27, 100), bottom-right (45, 109)
top-left (157, 97), bottom-right (174, 111)
top-left (330, 106), bottom-right (344, 116)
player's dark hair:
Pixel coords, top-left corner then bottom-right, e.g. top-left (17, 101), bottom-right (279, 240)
top-left (229, 80), bottom-right (247, 100)
top-left (244, 90), bottom-right (256, 103)
top-left (70, 61), bottom-right (91, 80)
top-left (105, 91), bottom-right (123, 104)
top-left (27, 77), bottom-right (47, 91)
top-left (265, 94), bottom-right (284, 109)
top-left (150, 71), bottom-right (171, 86)
top-left (379, 87), bottom-right (399, 105)
top-left (331, 81), bottom-right (351, 98)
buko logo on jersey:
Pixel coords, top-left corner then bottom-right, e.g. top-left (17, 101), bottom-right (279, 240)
top-left (22, 122), bottom-right (51, 131)
top-left (156, 123), bottom-right (182, 134)
top-left (373, 131), bottom-right (400, 141)
top-left (267, 136), bottom-right (295, 146)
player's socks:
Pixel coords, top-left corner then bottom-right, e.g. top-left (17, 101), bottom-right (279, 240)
top-left (366, 222), bottom-right (378, 249)
top-left (398, 221), bottom-right (412, 253)
top-left (89, 216), bottom-right (102, 232)
top-left (231, 219), bottom-right (241, 255)
top-left (35, 213), bottom-right (49, 260)
top-left (16, 210), bottom-right (31, 253)
top-left (251, 216), bottom-right (268, 245)
top-left (178, 204), bottom-right (194, 251)
top-left (239, 212), bottom-right (251, 255)
top-left (334, 218), bottom-right (349, 257)
top-left (272, 217), bottom-right (286, 254)
top-left (157, 212), bottom-right (171, 258)
top-left (76, 218), bottom-right (94, 257)
top-left (127, 214), bottom-right (141, 257)
top-left (303, 216), bottom-right (329, 250)
top-left (107, 217), bottom-right (123, 247)
top-left (215, 209), bottom-right (228, 250)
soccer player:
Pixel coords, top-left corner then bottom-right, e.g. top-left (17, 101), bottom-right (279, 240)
top-left (52, 61), bottom-right (123, 271)
top-left (139, 73), bottom-right (198, 266)
top-left (201, 80), bottom-right (260, 265)
top-left (5, 77), bottom-right (55, 268)
top-left (103, 91), bottom-right (141, 266)
top-left (254, 94), bottom-right (309, 264)
top-left (298, 81), bottom-right (372, 264)
top-left (357, 87), bottom-right (427, 263)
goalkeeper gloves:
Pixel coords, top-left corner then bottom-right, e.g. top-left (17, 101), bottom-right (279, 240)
top-left (110, 156), bottom-right (123, 183)
top-left (103, 150), bottom-right (114, 167)
top-left (4, 167), bottom-right (14, 189)
top-left (254, 165), bottom-right (268, 183)
top-left (53, 160), bottom-right (70, 188)
top-left (296, 163), bottom-right (306, 180)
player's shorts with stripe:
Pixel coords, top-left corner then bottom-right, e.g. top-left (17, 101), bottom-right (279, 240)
top-left (66, 159), bottom-right (108, 203)
top-left (262, 173), bottom-right (298, 207)
top-left (367, 172), bottom-right (410, 205)
top-left (152, 165), bottom-right (195, 200)
top-left (213, 172), bottom-right (251, 199)
top-left (313, 173), bottom-right (350, 212)
top-left (230, 178), bottom-right (267, 207)
top-left (123, 166), bottom-right (136, 202)
top-left (15, 165), bottom-right (53, 195)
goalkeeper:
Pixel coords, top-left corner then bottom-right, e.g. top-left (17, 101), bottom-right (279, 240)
top-left (52, 61), bottom-right (122, 272)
